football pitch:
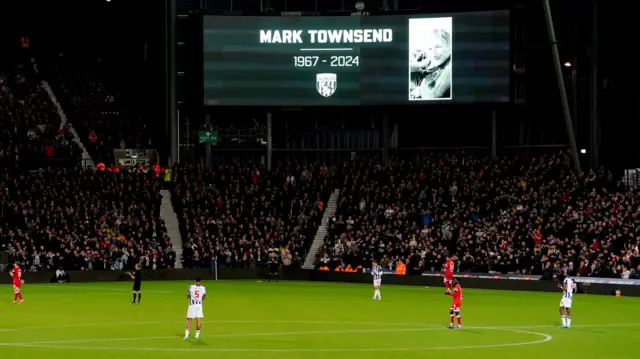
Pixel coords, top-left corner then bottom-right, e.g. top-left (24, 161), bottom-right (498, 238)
top-left (1, 280), bottom-right (638, 359)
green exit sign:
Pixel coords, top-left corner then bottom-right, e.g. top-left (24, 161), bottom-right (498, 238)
top-left (198, 130), bottom-right (218, 144)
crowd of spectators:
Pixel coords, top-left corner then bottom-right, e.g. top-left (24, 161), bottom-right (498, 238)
top-left (317, 151), bottom-right (640, 279)
top-left (172, 159), bottom-right (336, 269)
top-left (0, 168), bottom-right (176, 272)
top-left (48, 57), bottom-right (154, 164)
top-left (0, 63), bottom-right (82, 168)
top-left (3, 59), bottom-right (639, 281)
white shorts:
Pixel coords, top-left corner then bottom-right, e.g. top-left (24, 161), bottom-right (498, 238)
top-left (187, 304), bottom-right (204, 319)
top-left (373, 279), bottom-right (381, 287)
top-left (560, 298), bottom-right (572, 309)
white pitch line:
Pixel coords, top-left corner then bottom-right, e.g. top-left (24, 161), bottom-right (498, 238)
top-left (0, 321), bottom-right (167, 333)
top-left (207, 327), bottom-right (441, 338)
top-left (2, 319), bottom-right (639, 352)
top-left (0, 320), bottom-right (435, 333)
top-left (1, 320), bottom-right (639, 334)
top-left (7, 336), bottom-right (179, 345)
top-left (2, 327), bottom-right (445, 345)
top-left (0, 326), bottom-right (553, 352)
top-left (473, 323), bottom-right (640, 329)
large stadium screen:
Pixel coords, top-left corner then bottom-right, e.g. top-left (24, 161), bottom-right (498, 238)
top-left (203, 11), bottom-right (510, 106)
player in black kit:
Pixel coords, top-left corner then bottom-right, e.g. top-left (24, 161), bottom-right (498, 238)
top-left (129, 263), bottom-right (142, 304)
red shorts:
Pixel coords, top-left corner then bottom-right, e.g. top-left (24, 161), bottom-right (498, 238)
top-left (13, 283), bottom-right (21, 292)
top-left (451, 300), bottom-right (461, 311)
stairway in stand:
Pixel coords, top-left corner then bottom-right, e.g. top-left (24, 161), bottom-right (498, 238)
top-left (41, 81), bottom-right (94, 169)
top-left (160, 190), bottom-right (183, 269)
top-left (302, 189), bottom-right (340, 270)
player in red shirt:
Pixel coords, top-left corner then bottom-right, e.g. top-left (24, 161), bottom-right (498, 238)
top-left (443, 255), bottom-right (455, 293)
top-left (447, 278), bottom-right (462, 329)
top-left (11, 262), bottom-right (24, 304)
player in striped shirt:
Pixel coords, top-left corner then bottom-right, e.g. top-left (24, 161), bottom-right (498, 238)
top-left (558, 274), bottom-right (575, 328)
top-left (371, 260), bottom-right (383, 300)
top-left (184, 277), bottom-right (207, 340)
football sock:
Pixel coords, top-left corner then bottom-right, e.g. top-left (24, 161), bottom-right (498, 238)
top-left (137, 294), bottom-right (141, 302)
top-left (567, 316), bottom-right (572, 327)
top-left (561, 315), bottom-right (566, 326)
top-left (457, 315), bottom-right (462, 325)
top-left (450, 315), bottom-right (454, 324)
top-left (195, 330), bottom-right (200, 339)
top-left (18, 293), bottom-right (22, 300)
top-left (374, 289), bottom-right (381, 299)
top-left (13, 293), bottom-right (18, 301)
top-left (185, 329), bottom-right (189, 338)
top-left (132, 294), bottom-right (136, 302)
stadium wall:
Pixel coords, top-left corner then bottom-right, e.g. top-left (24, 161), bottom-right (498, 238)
top-left (3, 268), bottom-right (638, 297)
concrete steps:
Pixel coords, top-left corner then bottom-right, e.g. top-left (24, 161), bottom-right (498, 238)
top-left (302, 189), bottom-right (340, 269)
top-left (160, 190), bottom-right (183, 268)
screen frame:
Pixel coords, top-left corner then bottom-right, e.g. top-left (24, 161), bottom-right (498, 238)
top-left (200, 10), bottom-right (512, 108)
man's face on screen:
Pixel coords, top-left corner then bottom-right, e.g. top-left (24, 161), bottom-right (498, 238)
top-left (423, 32), bottom-right (451, 72)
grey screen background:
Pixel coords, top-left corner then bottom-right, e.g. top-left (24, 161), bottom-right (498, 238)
top-left (203, 11), bottom-right (510, 106)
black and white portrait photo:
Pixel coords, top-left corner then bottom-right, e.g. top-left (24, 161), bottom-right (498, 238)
top-left (408, 17), bottom-right (453, 101)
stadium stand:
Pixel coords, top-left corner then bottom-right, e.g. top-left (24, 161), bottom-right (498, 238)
top-left (1, 49), bottom-right (635, 279)
top-left (171, 158), bottom-right (336, 269)
top-left (0, 168), bottom-right (177, 272)
top-left (317, 151), bottom-right (640, 279)
top-left (47, 57), bottom-right (155, 165)
top-left (0, 63), bottom-right (82, 169)
top-left (0, 54), bottom-right (175, 272)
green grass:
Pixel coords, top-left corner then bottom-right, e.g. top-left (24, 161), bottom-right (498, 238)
top-left (1, 280), bottom-right (639, 359)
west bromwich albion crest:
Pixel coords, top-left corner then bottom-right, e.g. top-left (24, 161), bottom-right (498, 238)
top-left (316, 73), bottom-right (337, 97)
